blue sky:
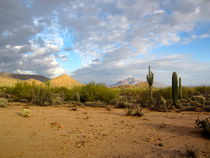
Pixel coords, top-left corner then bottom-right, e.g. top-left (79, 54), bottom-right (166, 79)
top-left (0, 0), bottom-right (210, 86)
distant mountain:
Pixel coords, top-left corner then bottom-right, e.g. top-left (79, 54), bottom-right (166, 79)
top-left (110, 77), bottom-right (141, 87)
top-left (0, 72), bottom-right (49, 82)
top-left (110, 77), bottom-right (166, 88)
top-left (49, 74), bottom-right (82, 88)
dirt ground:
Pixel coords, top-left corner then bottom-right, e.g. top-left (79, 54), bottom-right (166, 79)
top-left (0, 103), bottom-right (209, 158)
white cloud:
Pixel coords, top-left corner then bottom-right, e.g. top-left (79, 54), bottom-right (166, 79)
top-left (154, 10), bottom-right (165, 15)
top-left (0, 0), bottom-right (210, 85)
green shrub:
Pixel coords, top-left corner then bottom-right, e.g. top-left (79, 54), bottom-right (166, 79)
top-left (79, 82), bottom-right (117, 103)
top-left (30, 85), bottom-right (58, 105)
top-left (6, 83), bottom-right (64, 105)
top-left (0, 82), bottom-right (116, 106)
top-left (194, 86), bottom-right (210, 95)
top-left (12, 82), bottom-right (31, 100)
top-left (0, 98), bottom-right (8, 107)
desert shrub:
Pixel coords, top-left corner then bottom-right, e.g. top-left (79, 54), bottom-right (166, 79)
top-left (118, 88), bottom-right (149, 107)
top-left (61, 83), bottom-right (117, 104)
top-left (67, 101), bottom-right (82, 106)
top-left (183, 145), bottom-right (200, 158)
top-left (30, 85), bottom-right (58, 105)
top-left (0, 87), bottom-right (14, 99)
top-left (0, 82), bottom-right (116, 106)
top-left (191, 95), bottom-right (205, 105)
top-left (6, 83), bottom-right (64, 105)
top-left (84, 101), bottom-right (106, 107)
top-left (151, 95), bottom-right (174, 112)
top-left (205, 101), bottom-right (210, 106)
top-left (21, 108), bottom-right (31, 117)
top-left (115, 101), bottom-right (134, 108)
top-left (154, 87), bottom-right (195, 100)
top-left (79, 82), bottom-right (117, 103)
top-left (12, 82), bottom-right (31, 100)
top-left (194, 86), bottom-right (210, 95)
top-left (126, 106), bottom-right (144, 117)
top-left (203, 106), bottom-right (210, 112)
top-left (0, 98), bottom-right (8, 107)
top-left (182, 87), bottom-right (196, 98)
top-left (195, 117), bottom-right (210, 138)
top-left (60, 86), bottom-right (81, 101)
top-left (181, 106), bottom-right (199, 112)
top-left (155, 87), bottom-right (172, 99)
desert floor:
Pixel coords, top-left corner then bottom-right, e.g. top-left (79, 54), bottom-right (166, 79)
top-left (0, 103), bottom-right (209, 158)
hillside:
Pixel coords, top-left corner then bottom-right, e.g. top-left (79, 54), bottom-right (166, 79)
top-left (0, 77), bottom-right (20, 87)
top-left (49, 74), bottom-right (82, 88)
top-left (24, 78), bottom-right (44, 85)
top-left (0, 72), bottom-right (49, 82)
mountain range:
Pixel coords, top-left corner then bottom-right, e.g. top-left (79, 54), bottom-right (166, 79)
top-left (0, 72), bottom-right (82, 88)
top-left (110, 77), bottom-right (141, 87)
top-left (0, 72), bottom-right (49, 82)
top-left (110, 77), bottom-right (166, 88)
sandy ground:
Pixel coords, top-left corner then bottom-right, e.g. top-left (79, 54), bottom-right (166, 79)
top-left (0, 103), bottom-right (209, 158)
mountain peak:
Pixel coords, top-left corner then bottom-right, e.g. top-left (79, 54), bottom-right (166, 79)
top-left (50, 74), bottom-right (82, 88)
top-left (111, 77), bottom-right (141, 87)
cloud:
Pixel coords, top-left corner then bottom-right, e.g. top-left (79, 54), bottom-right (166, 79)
top-left (72, 52), bottom-right (210, 86)
top-left (0, 0), bottom-right (210, 85)
top-left (154, 10), bottom-right (165, 15)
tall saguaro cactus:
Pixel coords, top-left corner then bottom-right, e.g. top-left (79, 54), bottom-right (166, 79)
top-left (178, 77), bottom-right (182, 99)
top-left (146, 65), bottom-right (154, 103)
top-left (172, 72), bottom-right (178, 106)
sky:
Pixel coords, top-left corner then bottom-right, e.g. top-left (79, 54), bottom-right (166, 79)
top-left (0, 0), bottom-right (210, 86)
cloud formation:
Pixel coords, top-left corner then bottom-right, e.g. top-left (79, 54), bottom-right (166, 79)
top-left (0, 0), bottom-right (210, 85)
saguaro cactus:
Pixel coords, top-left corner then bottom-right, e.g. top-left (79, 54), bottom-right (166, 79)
top-left (146, 65), bottom-right (154, 103)
top-left (178, 77), bottom-right (182, 99)
top-left (172, 72), bottom-right (178, 106)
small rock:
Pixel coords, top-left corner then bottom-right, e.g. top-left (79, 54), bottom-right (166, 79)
top-left (70, 107), bottom-right (78, 111)
top-left (76, 140), bottom-right (86, 148)
top-left (158, 143), bottom-right (163, 147)
top-left (134, 140), bottom-right (140, 144)
top-left (84, 116), bottom-right (89, 119)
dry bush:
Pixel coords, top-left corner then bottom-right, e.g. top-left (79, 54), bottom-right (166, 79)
top-left (182, 145), bottom-right (200, 158)
top-left (126, 106), bottom-right (144, 117)
top-left (21, 108), bottom-right (31, 117)
top-left (84, 101), bottom-right (106, 107)
top-left (195, 116), bottom-right (210, 138)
